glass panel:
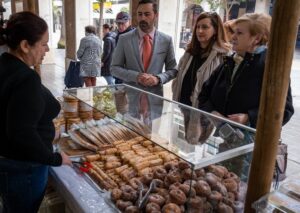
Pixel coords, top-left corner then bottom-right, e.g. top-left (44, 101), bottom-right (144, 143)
top-left (64, 84), bottom-right (256, 168)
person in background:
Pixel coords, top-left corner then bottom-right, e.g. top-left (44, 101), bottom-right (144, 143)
top-left (101, 24), bottom-right (116, 85)
top-left (77, 25), bottom-right (102, 87)
top-left (198, 13), bottom-right (294, 128)
top-left (0, 12), bottom-right (71, 212)
top-left (114, 11), bottom-right (135, 84)
top-left (0, 19), bottom-right (8, 55)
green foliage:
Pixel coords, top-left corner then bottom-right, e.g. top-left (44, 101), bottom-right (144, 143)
top-left (57, 40), bottom-right (65, 49)
top-left (207, 0), bottom-right (221, 11)
top-left (194, 0), bottom-right (204, 4)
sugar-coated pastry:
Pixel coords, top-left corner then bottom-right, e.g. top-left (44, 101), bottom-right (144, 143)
top-left (148, 193), bottom-right (166, 206)
top-left (162, 203), bottom-right (181, 213)
top-left (194, 180), bottom-right (211, 197)
top-left (217, 202), bottom-right (234, 213)
top-left (146, 202), bottom-right (161, 213)
top-left (124, 205), bottom-right (139, 213)
top-left (111, 188), bottom-right (122, 202)
top-left (178, 161), bottom-right (190, 170)
top-left (154, 167), bottom-right (167, 180)
top-left (116, 200), bottom-right (133, 211)
top-left (169, 189), bottom-right (186, 205)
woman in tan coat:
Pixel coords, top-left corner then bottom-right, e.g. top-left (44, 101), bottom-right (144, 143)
top-left (172, 12), bottom-right (231, 144)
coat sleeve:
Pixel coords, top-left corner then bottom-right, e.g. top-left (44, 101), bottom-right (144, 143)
top-left (102, 38), bottom-right (112, 64)
top-left (156, 37), bottom-right (178, 84)
top-left (77, 38), bottom-right (86, 60)
top-left (110, 35), bottom-right (140, 83)
top-left (198, 65), bottom-right (222, 112)
top-left (248, 82), bottom-right (294, 128)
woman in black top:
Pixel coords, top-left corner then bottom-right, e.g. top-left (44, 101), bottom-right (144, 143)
top-left (0, 12), bottom-right (71, 212)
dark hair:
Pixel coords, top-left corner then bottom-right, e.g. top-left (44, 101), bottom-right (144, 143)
top-left (187, 12), bottom-right (230, 56)
top-left (0, 11), bottom-right (48, 49)
top-left (103, 24), bottom-right (112, 31)
top-left (138, 0), bottom-right (158, 14)
top-left (85, 25), bottom-right (96, 34)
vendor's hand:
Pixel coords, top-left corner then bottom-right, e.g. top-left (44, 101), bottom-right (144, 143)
top-left (60, 151), bottom-right (72, 166)
top-left (228, 113), bottom-right (249, 124)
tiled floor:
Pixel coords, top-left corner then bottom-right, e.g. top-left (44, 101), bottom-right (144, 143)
top-left (41, 48), bottom-right (300, 177)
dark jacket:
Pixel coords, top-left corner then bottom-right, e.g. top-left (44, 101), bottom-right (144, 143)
top-left (101, 31), bottom-right (116, 76)
top-left (0, 53), bottom-right (62, 166)
top-left (198, 49), bottom-right (294, 128)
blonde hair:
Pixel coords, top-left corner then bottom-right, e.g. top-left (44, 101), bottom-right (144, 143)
top-left (234, 13), bottom-right (272, 45)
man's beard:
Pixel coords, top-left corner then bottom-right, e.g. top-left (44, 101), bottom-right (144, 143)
top-left (139, 21), bottom-right (150, 31)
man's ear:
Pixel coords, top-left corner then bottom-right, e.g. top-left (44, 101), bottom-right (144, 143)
top-left (19, 40), bottom-right (30, 54)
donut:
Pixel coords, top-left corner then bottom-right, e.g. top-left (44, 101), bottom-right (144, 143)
top-left (208, 191), bottom-right (223, 206)
top-left (178, 161), bottom-right (190, 170)
top-left (111, 188), bottom-right (122, 202)
top-left (183, 179), bottom-right (197, 188)
top-left (205, 172), bottom-right (220, 187)
top-left (162, 203), bottom-right (181, 213)
top-left (153, 179), bottom-right (165, 188)
top-left (116, 200), bottom-right (133, 211)
top-left (223, 178), bottom-right (238, 193)
top-left (169, 182), bottom-right (181, 191)
top-left (124, 205), bottom-right (139, 213)
top-left (169, 189), bottom-right (187, 205)
top-left (164, 161), bottom-right (178, 172)
top-left (179, 184), bottom-right (196, 197)
top-left (195, 168), bottom-right (205, 178)
top-left (121, 185), bottom-right (138, 202)
top-left (203, 201), bottom-right (213, 213)
top-left (207, 165), bottom-right (226, 178)
top-left (212, 181), bottom-right (228, 196)
top-left (164, 176), bottom-right (171, 188)
top-left (226, 172), bottom-right (240, 184)
top-left (141, 173), bottom-right (154, 186)
top-left (153, 188), bottom-right (167, 198)
top-left (129, 177), bottom-right (142, 190)
top-left (227, 192), bottom-right (235, 201)
top-left (194, 180), bottom-right (211, 197)
top-left (181, 168), bottom-right (197, 180)
top-left (187, 196), bottom-right (203, 208)
top-left (167, 170), bottom-right (182, 184)
top-left (148, 193), bottom-right (166, 206)
top-left (154, 168), bottom-right (167, 180)
top-left (217, 202), bottom-right (234, 213)
top-left (146, 202), bottom-right (161, 213)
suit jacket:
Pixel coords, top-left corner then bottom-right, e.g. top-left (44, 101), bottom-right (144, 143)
top-left (111, 28), bottom-right (177, 96)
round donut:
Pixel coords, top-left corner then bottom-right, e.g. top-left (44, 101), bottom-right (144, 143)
top-left (155, 188), bottom-right (169, 199)
top-left (169, 182), bottom-right (181, 191)
top-left (205, 172), bottom-right (220, 188)
top-left (212, 181), bottom-right (228, 196)
top-left (116, 200), bottom-right (133, 211)
top-left (178, 161), bottom-right (190, 170)
top-left (153, 179), bottom-right (165, 188)
top-left (195, 168), bottom-right (205, 178)
top-left (162, 203), bottom-right (181, 213)
top-left (149, 193), bottom-right (166, 206)
top-left (226, 172), bottom-right (240, 183)
top-left (111, 188), bottom-right (122, 202)
top-left (187, 196), bottom-right (203, 209)
top-left (141, 173), bottom-right (154, 186)
top-left (164, 161), bottom-right (178, 172)
top-left (183, 179), bottom-right (197, 188)
top-left (154, 168), bottom-right (167, 180)
top-left (167, 170), bottom-right (182, 184)
top-left (217, 202), bottom-right (234, 213)
top-left (181, 168), bottom-right (197, 180)
top-left (194, 180), bottom-right (211, 197)
top-left (129, 177), bottom-right (142, 190)
top-left (223, 178), bottom-right (238, 193)
top-left (146, 202), bottom-right (161, 213)
top-left (179, 184), bottom-right (196, 197)
top-left (169, 189), bottom-right (187, 205)
top-left (124, 205), bottom-right (139, 213)
top-left (208, 191), bottom-right (223, 206)
top-left (121, 185), bottom-right (138, 202)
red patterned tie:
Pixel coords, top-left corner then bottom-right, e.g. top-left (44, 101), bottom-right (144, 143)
top-left (143, 34), bottom-right (152, 72)
top-left (140, 34), bottom-right (152, 126)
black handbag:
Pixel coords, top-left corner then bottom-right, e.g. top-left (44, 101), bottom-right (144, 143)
top-left (64, 61), bottom-right (84, 88)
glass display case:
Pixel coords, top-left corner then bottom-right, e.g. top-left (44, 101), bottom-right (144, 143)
top-left (63, 84), bottom-right (256, 213)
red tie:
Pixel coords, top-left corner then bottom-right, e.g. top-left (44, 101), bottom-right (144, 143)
top-left (143, 34), bottom-right (152, 72)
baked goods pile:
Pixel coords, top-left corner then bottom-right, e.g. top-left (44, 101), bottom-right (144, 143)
top-left (93, 88), bottom-right (117, 118)
top-left (79, 136), bottom-right (243, 212)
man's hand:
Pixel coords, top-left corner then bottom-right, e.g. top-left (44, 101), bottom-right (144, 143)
top-left (137, 73), bottom-right (160, 87)
top-left (228, 113), bottom-right (249, 124)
